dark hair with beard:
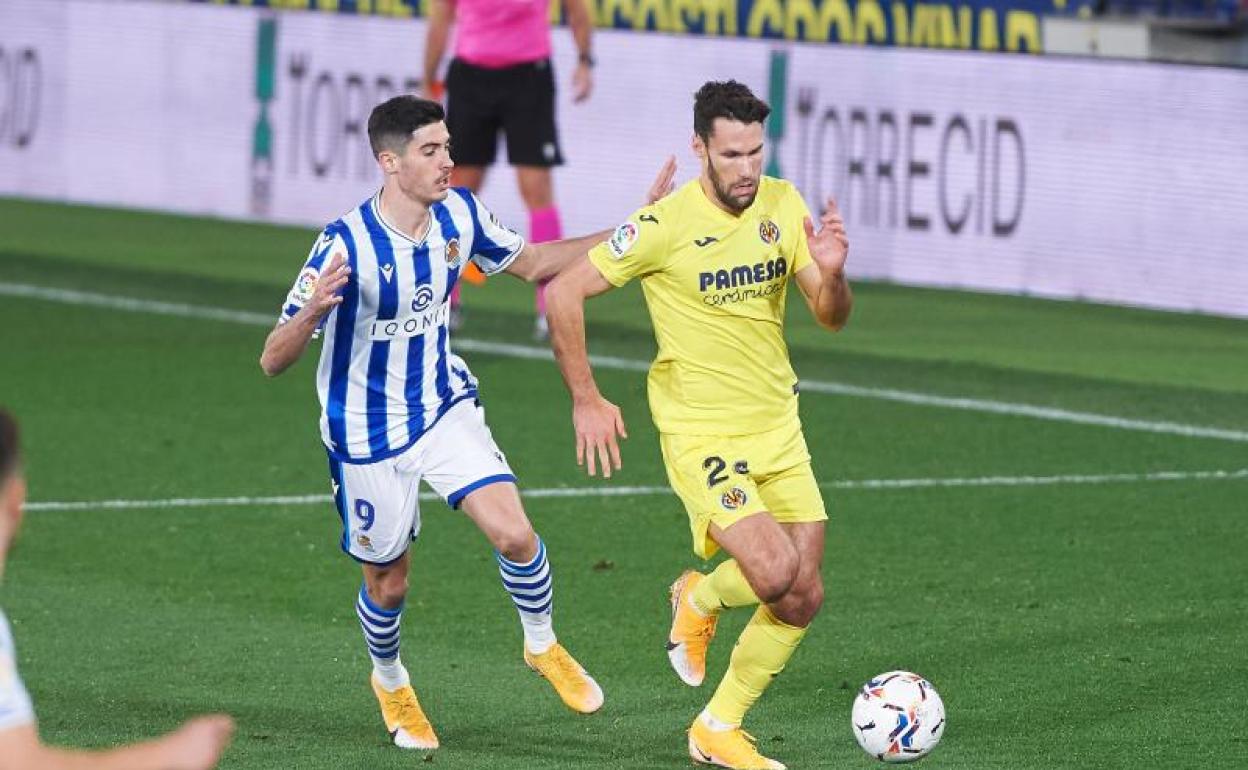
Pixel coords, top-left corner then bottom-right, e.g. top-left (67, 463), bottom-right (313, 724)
top-left (693, 80), bottom-right (771, 143)
top-left (0, 410), bottom-right (19, 484)
top-left (368, 95), bottom-right (446, 158)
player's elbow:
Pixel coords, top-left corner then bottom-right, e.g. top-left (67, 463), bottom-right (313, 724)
top-left (508, 252), bottom-right (544, 284)
top-left (818, 296), bottom-right (853, 332)
top-left (517, 264), bottom-right (545, 284)
top-left (821, 315), bottom-right (849, 333)
top-left (259, 349), bottom-right (286, 377)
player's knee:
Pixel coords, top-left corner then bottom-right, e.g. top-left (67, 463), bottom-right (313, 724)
top-left (495, 525), bottom-right (539, 563)
top-left (751, 552), bottom-right (799, 604)
top-left (772, 574), bottom-right (823, 628)
top-left (371, 572), bottom-right (409, 607)
top-left (798, 575), bottom-right (825, 621)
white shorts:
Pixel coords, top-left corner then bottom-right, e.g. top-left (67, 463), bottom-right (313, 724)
top-left (326, 398), bottom-right (515, 565)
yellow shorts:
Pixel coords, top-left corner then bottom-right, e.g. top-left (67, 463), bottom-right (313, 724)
top-left (660, 419), bottom-right (827, 560)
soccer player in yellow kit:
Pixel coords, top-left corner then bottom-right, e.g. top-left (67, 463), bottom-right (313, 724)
top-left (545, 80), bottom-right (852, 770)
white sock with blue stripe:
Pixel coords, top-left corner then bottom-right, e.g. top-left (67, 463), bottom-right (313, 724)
top-left (497, 537), bottom-right (556, 655)
top-left (356, 584), bottom-right (410, 691)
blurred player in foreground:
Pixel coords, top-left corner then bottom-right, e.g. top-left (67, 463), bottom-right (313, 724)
top-left (424, 0), bottom-right (595, 339)
top-left (260, 96), bottom-right (674, 751)
top-left (0, 408), bottom-right (235, 770)
top-left (546, 81), bottom-right (852, 769)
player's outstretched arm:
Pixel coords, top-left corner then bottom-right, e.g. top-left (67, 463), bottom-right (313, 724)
top-left (545, 259), bottom-right (627, 479)
top-left (795, 198), bottom-right (853, 331)
top-left (504, 230), bottom-right (612, 284)
top-left (260, 253), bottom-right (351, 377)
top-left (0, 715), bottom-right (234, 770)
top-left (504, 156), bottom-right (677, 283)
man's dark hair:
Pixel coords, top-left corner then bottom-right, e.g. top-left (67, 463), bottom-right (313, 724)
top-left (693, 80), bottom-right (771, 143)
top-left (0, 410), bottom-right (19, 483)
top-left (367, 95), bottom-right (445, 157)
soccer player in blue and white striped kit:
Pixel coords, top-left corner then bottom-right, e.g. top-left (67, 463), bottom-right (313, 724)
top-left (260, 95), bottom-right (674, 751)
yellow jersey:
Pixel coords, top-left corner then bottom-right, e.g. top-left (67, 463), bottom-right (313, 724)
top-left (588, 176), bottom-right (814, 436)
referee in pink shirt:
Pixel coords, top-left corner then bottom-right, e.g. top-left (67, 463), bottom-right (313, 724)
top-left (424, 0), bottom-right (595, 340)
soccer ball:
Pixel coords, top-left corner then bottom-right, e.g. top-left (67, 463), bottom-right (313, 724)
top-left (851, 671), bottom-right (945, 763)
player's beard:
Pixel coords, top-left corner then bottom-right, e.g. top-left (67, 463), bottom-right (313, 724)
top-left (706, 156), bottom-right (759, 214)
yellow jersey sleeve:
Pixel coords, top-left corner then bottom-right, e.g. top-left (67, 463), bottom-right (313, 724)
top-left (588, 205), bottom-right (669, 287)
top-left (783, 185), bottom-right (815, 276)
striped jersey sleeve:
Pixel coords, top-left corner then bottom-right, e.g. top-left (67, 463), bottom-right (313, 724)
top-left (456, 190), bottom-right (525, 276)
top-left (279, 226), bottom-right (347, 325)
top-left (0, 611), bottom-right (34, 731)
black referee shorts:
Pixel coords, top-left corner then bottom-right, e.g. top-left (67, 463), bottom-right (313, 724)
top-left (444, 57), bottom-right (565, 168)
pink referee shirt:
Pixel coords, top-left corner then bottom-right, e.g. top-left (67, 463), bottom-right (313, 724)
top-left (452, 0), bottom-right (552, 69)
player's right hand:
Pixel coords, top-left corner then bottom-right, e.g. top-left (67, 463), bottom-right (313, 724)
top-left (308, 253), bottom-right (351, 319)
top-left (162, 714), bottom-right (235, 770)
top-left (645, 155), bottom-right (677, 205)
top-left (573, 394), bottom-right (627, 479)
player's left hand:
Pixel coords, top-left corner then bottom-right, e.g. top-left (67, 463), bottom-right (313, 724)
top-left (572, 62), bottom-right (593, 103)
top-left (803, 197), bottom-right (849, 276)
top-left (573, 394), bottom-right (627, 479)
top-left (645, 156), bottom-right (677, 205)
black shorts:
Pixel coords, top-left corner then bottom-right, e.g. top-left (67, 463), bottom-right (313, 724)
top-left (445, 57), bottom-right (564, 168)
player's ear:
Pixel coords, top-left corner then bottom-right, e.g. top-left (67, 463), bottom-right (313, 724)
top-left (377, 150), bottom-right (398, 175)
top-left (691, 132), bottom-right (705, 161)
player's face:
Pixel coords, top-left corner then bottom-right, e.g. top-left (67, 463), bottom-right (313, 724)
top-left (696, 118), bottom-right (765, 214)
top-left (383, 121), bottom-right (455, 205)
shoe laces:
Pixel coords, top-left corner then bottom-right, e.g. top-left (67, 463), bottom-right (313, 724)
top-left (727, 729), bottom-right (768, 761)
top-left (388, 690), bottom-right (429, 730)
top-left (546, 645), bottom-right (585, 683)
top-left (685, 605), bottom-right (719, 649)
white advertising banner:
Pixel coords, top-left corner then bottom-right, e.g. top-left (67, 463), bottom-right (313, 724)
top-left (2, 0), bottom-right (1246, 318)
top-left (0, 1), bottom-right (256, 214)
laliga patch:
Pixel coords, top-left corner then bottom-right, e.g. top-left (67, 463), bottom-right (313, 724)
top-left (294, 267), bottom-right (320, 303)
top-left (758, 218), bottom-right (780, 245)
top-left (607, 222), bottom-right (638, 259)
top-left (720, 486), bottom-right (748, 511)
top-left (446, 237), bottom-right (461, 264)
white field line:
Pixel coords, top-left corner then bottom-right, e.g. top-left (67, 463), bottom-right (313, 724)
top-left (4, 281), bottom-right (1248, 443)
top-left (24, 468), bottom-right (1248, 512)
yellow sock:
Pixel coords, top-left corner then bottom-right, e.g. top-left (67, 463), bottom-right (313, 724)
top-left (690, 559), bottom-right (761, 616)
top-left (706, 606), bottom-right (807, 726)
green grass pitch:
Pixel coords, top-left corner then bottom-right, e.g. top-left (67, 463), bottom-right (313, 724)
top-left (1, 197), bottom-right (1245, 768)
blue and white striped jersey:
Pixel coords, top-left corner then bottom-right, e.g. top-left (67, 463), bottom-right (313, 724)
top-left (280, 188), bottom-right (525, 463)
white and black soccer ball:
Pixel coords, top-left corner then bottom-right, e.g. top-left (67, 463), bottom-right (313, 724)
top-left (851, 671), bottom-right (945, 763)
